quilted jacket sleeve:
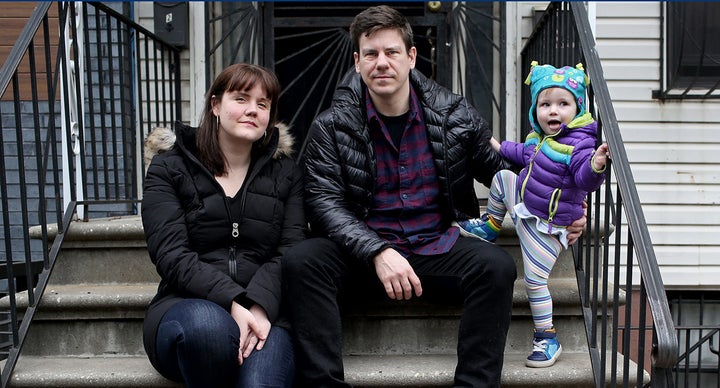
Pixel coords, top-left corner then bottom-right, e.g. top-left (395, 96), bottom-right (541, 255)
top-left (303, 116), bottom-right (389, 267)
top-left (464, 102), bottom-right (511, 187)
top-left (500, 140), bottom-right (527, 168)
top-left (570, 137), bottom-right (606, 193)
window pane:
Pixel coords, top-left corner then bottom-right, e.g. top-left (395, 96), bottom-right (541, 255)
top-left (667, 3), bottom-right (720, 89)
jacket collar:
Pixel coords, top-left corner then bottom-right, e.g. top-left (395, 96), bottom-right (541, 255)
top-left (144, 121), bottom-right (295, 162)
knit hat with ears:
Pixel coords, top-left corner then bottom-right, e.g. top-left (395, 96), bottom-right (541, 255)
top-left (525, 61), bottom-right (590, 133)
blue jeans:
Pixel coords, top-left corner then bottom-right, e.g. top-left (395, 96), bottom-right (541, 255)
top-left (155, 298), bottom-right (294, 388)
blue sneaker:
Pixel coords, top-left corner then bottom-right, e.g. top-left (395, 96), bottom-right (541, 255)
top-left (453, 214), bottom-right (501, 242)
top-left (526, 328), bottom-right (562, 368)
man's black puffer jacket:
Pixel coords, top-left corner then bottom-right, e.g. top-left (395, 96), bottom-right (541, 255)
top-left (141, 122), bottom-right (306, 369)
top-left (302, 69), bottom-right (508, 266)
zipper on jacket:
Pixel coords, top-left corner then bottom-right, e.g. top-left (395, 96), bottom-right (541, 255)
top-left (224, 157), bottom-right (265, 283)
top-left (520, 137), bottom-right (544, 203)
top-left (547, 188), bottom-right (562, 233)
top-left (228, 245), bottom-right (238, 282)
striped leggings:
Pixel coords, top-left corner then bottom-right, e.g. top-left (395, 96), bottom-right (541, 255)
top-left (485, 170), bottom-right (563, 330)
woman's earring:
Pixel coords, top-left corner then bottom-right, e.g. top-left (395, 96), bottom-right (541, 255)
top-left (263, 130), bottom-right (267, 141)
top-left (216, 115), bottom-right (219, 130)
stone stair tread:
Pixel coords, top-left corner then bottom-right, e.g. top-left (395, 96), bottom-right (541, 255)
top-left (5, 280), bottom-right (593, 317)
top-left (4, 355), bottom-right (180, 387)
top-left (9, 279), bottom-right (610, 313)
top-left (29, 215), bottom-right (146, 242)
top-left (349, 351), bottom-right (646, 387)
top-left (2, 283), bottom-right (156, 320)
top-left (345, 352), bottom-right (599, 387)
top-left (6, 352), bottom-right (643, 387)
top-left (8, 215), bottom-right (631, 387)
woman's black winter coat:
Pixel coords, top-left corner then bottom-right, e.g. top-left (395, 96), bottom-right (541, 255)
top-left (302, 69), bottom-right (509, 266)
top-left (141, 122), bottom-right (306, 369)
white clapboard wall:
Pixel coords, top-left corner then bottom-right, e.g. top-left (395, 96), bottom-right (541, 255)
top-left (515, 2), bottom-right (720, 288)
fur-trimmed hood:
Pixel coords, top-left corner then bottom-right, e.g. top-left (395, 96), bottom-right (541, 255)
top-left (144, 122), bottom-right (295, 166)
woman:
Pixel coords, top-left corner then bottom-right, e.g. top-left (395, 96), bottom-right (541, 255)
top-left (141, 63), bottom-right (305, 387)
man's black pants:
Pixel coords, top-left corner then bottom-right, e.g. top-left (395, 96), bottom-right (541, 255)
top-left (282, 236), bottom-right (516, 388)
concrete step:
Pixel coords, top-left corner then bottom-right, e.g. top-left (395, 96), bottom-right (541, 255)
top-left (4, 284), bottom-right (154, 356)
top-left (342, 277), bottom-right (595, 355)
top-left (345, 352), bottom-right (647, 387)
top-left (11, 215), bottom-right (623, 387)
top-left (4, 352), bottom-right (647, 388)
top-left (2, 356), bottom-right (180, 388)
top-left (5, 278), bottom-right (600, 357)
top-left (48, 244), bottom-right (159, 285)
top-left (30, 215), bottom-right (584, 284)
top-left (11, 283), bottom-right (155, 320)
top-left (28, 216), bottom-right (157, 285)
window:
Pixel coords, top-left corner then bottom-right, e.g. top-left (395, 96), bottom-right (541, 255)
top-left (667, 291), bottom-right (720, 385)
top-left (657, 3), bottom-right (720, 99)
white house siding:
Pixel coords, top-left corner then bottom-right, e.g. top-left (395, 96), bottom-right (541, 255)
top-left (516, 2), bottom-right (720, 289)
top-left (134, 2), bottom-right (193, 126)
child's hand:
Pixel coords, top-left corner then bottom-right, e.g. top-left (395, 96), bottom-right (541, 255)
top-left (490, 137), bottom-right (501, 153)
top-left (593, 143), bottom-right (610, 171)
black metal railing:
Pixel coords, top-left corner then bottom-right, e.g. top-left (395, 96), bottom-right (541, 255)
top-left (0, 2), bottom-right (181, 386)
top-left (521, 3), bottom-right (678, 387)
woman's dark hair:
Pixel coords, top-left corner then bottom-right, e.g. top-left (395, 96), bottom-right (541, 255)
top-left (349, 5), bottom-right (414, 53)
top-left (196, 63), bottom-right (281, 176)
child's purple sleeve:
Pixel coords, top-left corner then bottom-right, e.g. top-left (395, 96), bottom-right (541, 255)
top-left (500, 140), bottom-right (527, 167)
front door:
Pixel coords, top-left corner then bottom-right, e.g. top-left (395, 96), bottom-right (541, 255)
top-left (206, 2), bottom-right (501, 150)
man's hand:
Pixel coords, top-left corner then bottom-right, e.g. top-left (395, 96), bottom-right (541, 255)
top-left (567, 201), bottom-right (588, 245)
top-left (373, 248), bottom-right (422, 300)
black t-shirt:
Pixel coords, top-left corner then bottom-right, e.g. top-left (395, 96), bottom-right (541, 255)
top-left (378, 111), bottom-right (409, 148)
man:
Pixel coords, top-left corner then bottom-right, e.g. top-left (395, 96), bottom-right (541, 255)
top-left (283, 5), bottom-right (584, 387)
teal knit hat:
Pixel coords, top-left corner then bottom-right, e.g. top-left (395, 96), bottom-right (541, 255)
top-left (525, 61), bottom-right (589, 133)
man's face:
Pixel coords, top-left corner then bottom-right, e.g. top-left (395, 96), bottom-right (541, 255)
top-left (354, 28), bottom-right (416, 100)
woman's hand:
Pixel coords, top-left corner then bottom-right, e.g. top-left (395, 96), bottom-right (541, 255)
top-left (230, 301), bottom-right (259, 365)
top-left (243, 304), bottom-right (271, 358)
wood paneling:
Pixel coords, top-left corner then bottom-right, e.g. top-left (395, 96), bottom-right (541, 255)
top-left (1, 2), bottom-right (60, 101)
top-left (0, 2), bottom-right (43, 18)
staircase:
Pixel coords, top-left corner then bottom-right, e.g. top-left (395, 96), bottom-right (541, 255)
top-left (2, 215), bottom-right (647, 387)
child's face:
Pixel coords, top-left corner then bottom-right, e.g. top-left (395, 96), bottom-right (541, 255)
top-left (535, 87), bottom-right (577, 135)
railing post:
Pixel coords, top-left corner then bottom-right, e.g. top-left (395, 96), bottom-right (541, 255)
top-left (61, 2), bottom-right (86, 220)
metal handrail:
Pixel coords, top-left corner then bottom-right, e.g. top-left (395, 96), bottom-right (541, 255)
top-left (0, 2), bottom-right (182, 386)
top-left (570, 2), bottom-right (677, 369)
top-left (0, 201), bottom-right (76, 387)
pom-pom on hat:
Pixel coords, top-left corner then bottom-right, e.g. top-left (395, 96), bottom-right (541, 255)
top-left (525, 61), bottom-right (589, 133)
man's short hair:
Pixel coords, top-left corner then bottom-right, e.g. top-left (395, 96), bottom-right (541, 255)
top-left (349, 5), bottom-right (414, 52)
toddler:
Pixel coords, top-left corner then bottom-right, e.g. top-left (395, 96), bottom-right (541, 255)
top-left (455, 61), bottom-right (609, 367)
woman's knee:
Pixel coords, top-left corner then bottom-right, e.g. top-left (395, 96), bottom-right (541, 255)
top-left (239, 327), bottom-right (295, 387)
top-left (161, 299), bottom-right (238, 356)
